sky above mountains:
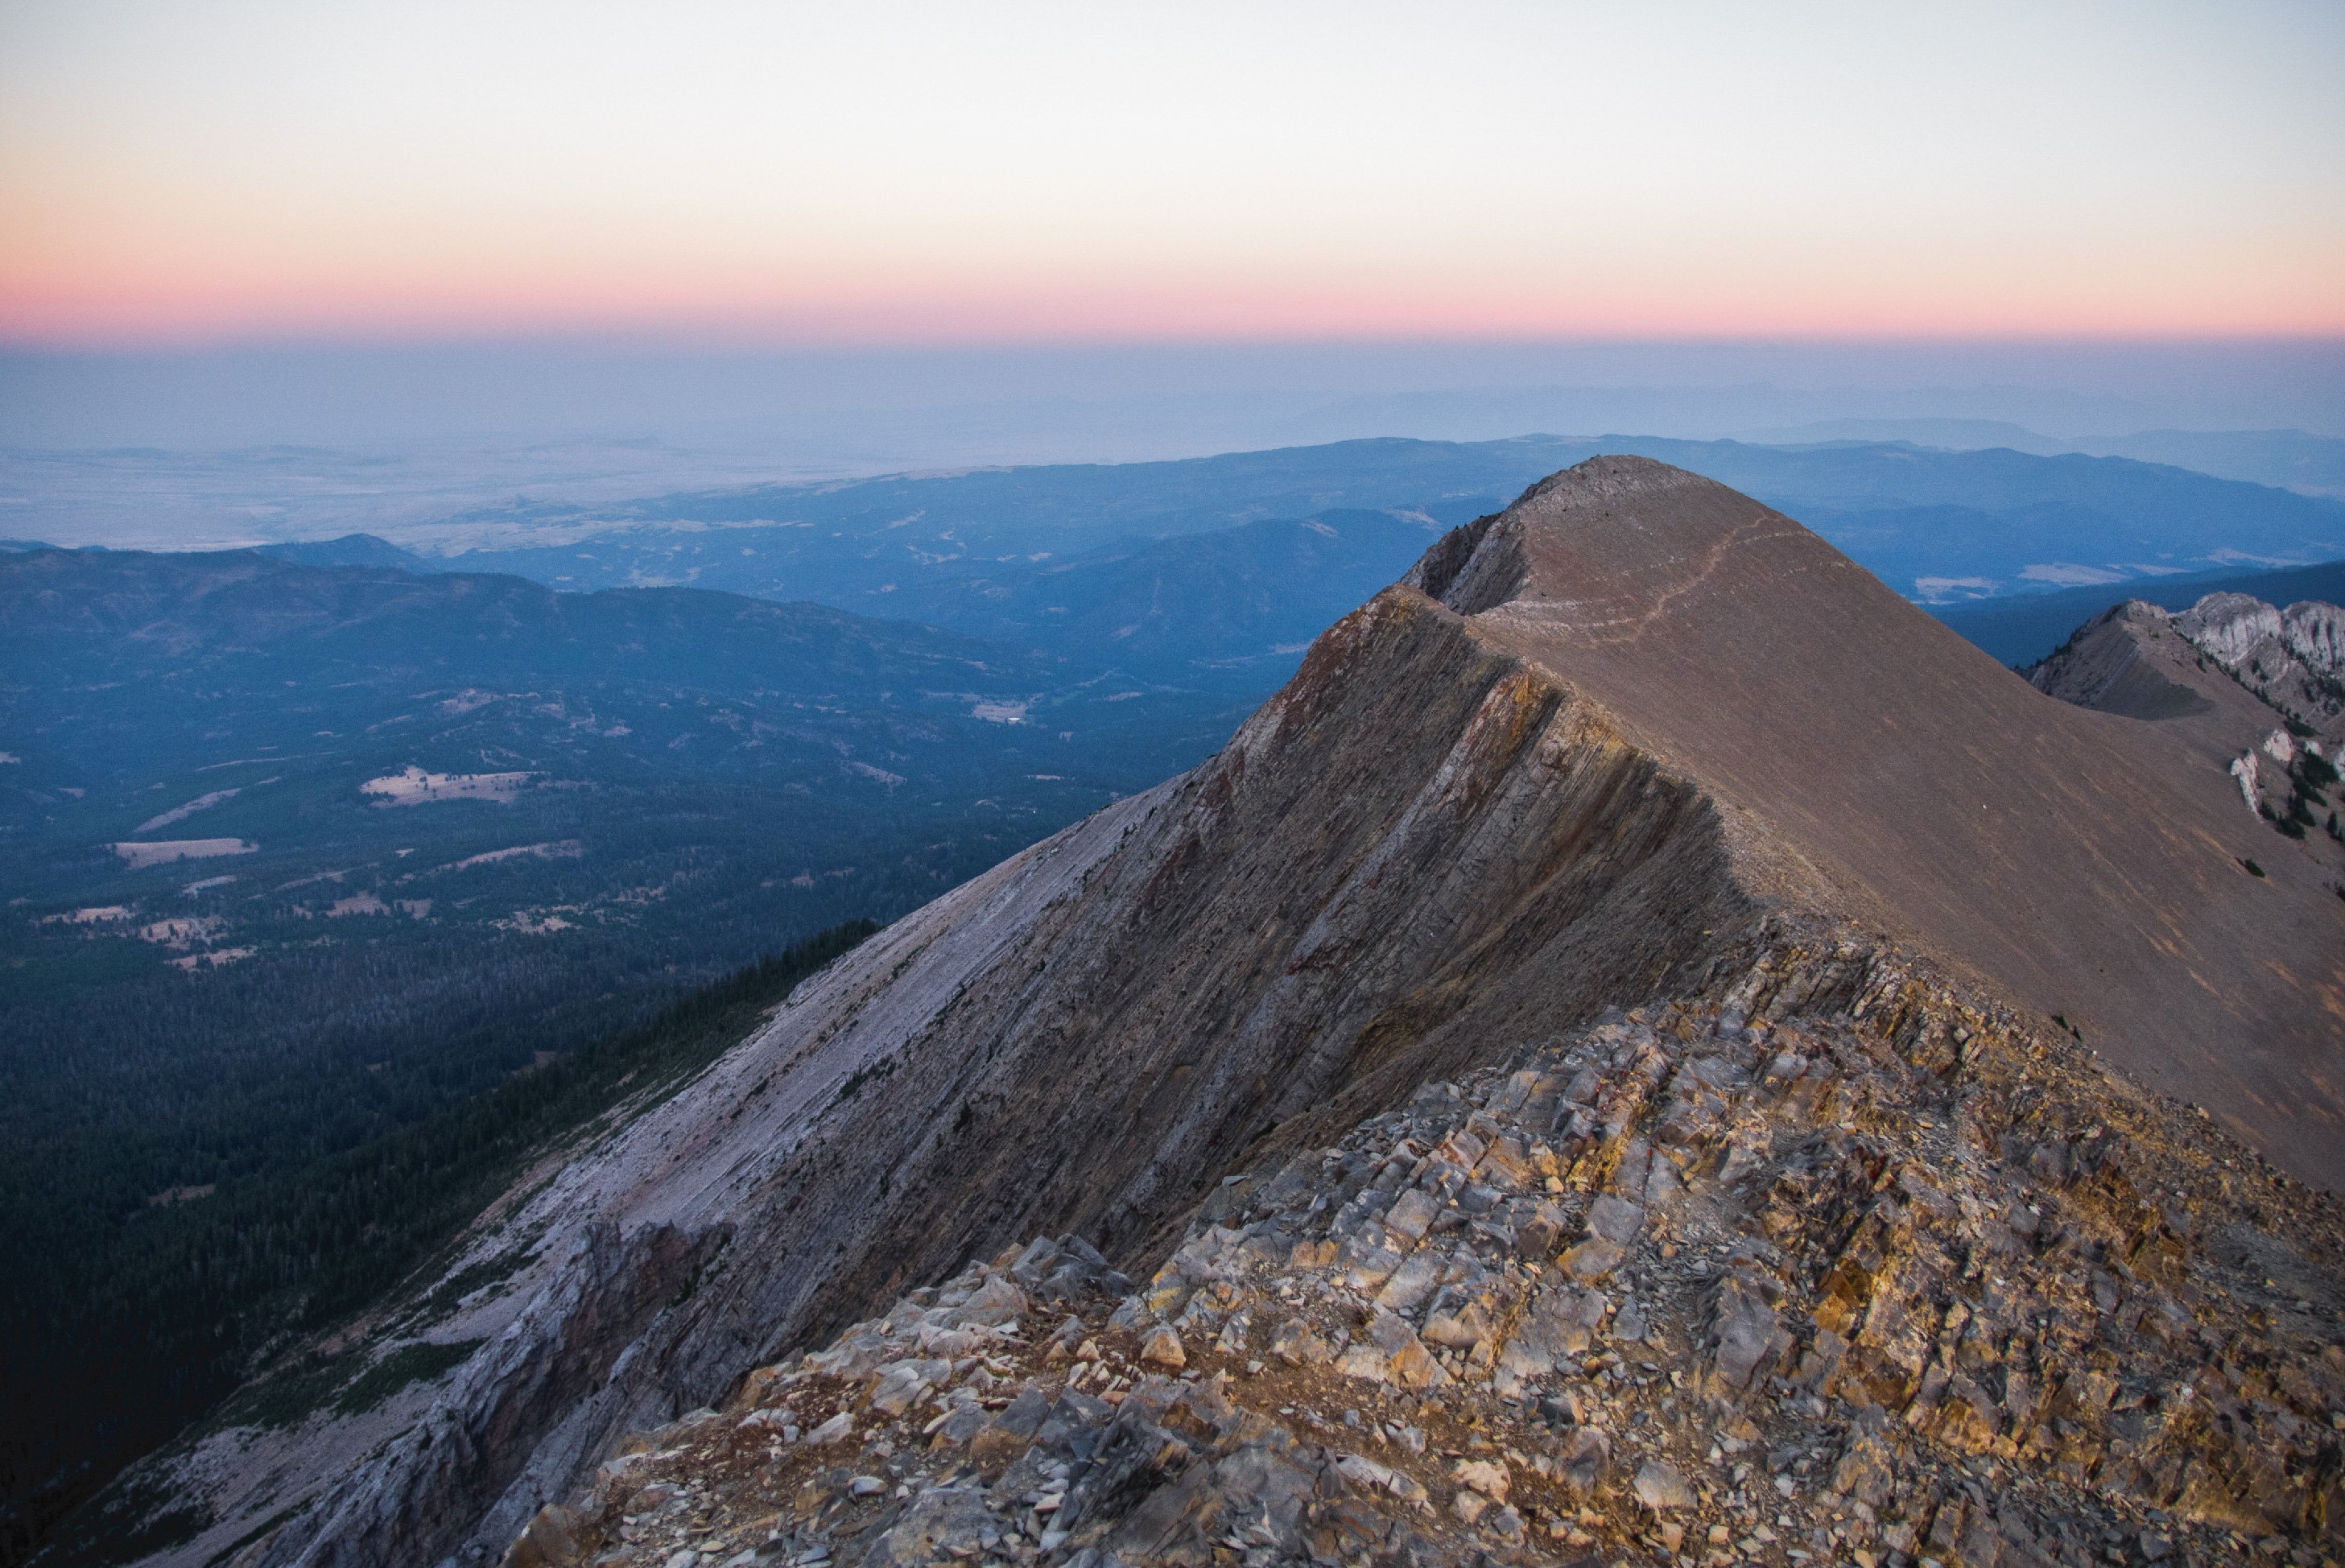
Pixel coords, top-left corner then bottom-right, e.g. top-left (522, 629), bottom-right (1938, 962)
top-left (2, 0), bottom-right (2341, 345)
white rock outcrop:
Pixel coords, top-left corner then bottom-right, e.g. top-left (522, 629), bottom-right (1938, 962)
top-left (2172, 590), bottom-right (2345, 736)
top-left (2174, 591), bottom-right (2284, 666)
top-left (2285, 598), bottom-right (2344, 675)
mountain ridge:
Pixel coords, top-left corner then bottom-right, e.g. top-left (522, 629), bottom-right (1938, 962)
top-left (76, 456), bottom-right (2345, 1568)
top-left (1416, 459), bottom-right (2343, 1183)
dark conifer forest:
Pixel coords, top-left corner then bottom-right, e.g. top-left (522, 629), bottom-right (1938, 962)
top-left (2, 922), bottom-right (873, 1564)
top-left (0, 547), bottom-right (1241, 1558)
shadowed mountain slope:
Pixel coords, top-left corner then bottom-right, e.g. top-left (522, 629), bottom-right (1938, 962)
top-left (2029, 602), bottom-right (2270, 752)
top-left (103, 458), bottom-right (2345, 1568)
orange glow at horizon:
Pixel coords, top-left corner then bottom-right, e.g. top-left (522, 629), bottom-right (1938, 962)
top-left (3, 1), bottom-right (2340, 349)
top-left (7, 274), bottom-right (2343, 351)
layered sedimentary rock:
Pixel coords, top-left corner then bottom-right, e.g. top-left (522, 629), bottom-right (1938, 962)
top-left (2172, 592), bottom-right (2345, 733)
top-left (130, 459), bottom-right (2345, 1568)
top-left (514, 930), bottom-right (2345, 1568)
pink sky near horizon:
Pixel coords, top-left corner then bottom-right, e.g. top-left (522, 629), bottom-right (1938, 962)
top-left (6, 246), bottom-right (2341, 349)
top-left (3, 1), bottom-right (2341, 349)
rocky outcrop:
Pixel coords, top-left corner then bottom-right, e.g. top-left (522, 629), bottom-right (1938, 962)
top-left (510, 926), bottom-right (2345, 1568)
top-left (2026, 596), bottom-right (2344, 869)
top-left (2294, 599), bottom-right (2345, 675)
top-left (125, 458), bottom-right (2345, 1568)
top-left (2177, 592), bottom-right (2289, 669)
top-left (2170, 591), bottom-right (2345, 737)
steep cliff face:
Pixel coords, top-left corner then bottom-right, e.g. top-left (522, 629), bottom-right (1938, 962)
top-left (2025, 596), bottom-right (2344, 876)
top-left (123, 458), bottom-right (2345, 1568)
top-left (2173, 592), bottom-right (2345, 735)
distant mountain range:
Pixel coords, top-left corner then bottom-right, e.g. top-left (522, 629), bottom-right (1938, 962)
top-left (1736, 419), bottom-right (2345, 497)
top-left (262, 509), bottom-right (1446, 693)
top-left (216, 437), bottom-right (2345, 691)
top-left (246, 512), bottom-right (2345, 699)
top-left (1932, 555), bottom-right (2345, 665)
top-left (1, 544), bottom-right (1244, 811)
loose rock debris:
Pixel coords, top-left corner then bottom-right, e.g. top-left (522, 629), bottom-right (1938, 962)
top-left (508, 952), bottom-right (2345, 1568)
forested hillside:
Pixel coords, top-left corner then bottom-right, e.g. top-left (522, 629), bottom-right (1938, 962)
top-left (0, 547), bottom-right (1245, 1557)
top-left (6, 923), bottom-right (872, 1567)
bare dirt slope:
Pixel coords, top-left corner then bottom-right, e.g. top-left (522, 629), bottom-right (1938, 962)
top-left (107, 457), bottom-right (2344, 1568)
top-left (1427, 458), bottom-right (2344, 1185)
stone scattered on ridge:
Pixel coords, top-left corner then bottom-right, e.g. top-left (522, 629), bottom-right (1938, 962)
top-left (504, 929), bottom-right (2345, 1568)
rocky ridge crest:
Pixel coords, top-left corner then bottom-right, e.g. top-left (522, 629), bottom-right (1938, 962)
top-left (499, 919), bottom-right (2345, 1568)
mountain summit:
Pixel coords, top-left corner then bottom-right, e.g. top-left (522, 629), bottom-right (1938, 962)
top-left (1410, 456), bottom-right (2342, 1179)
top-left (101, 459), bottom-right (2343, 1568)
